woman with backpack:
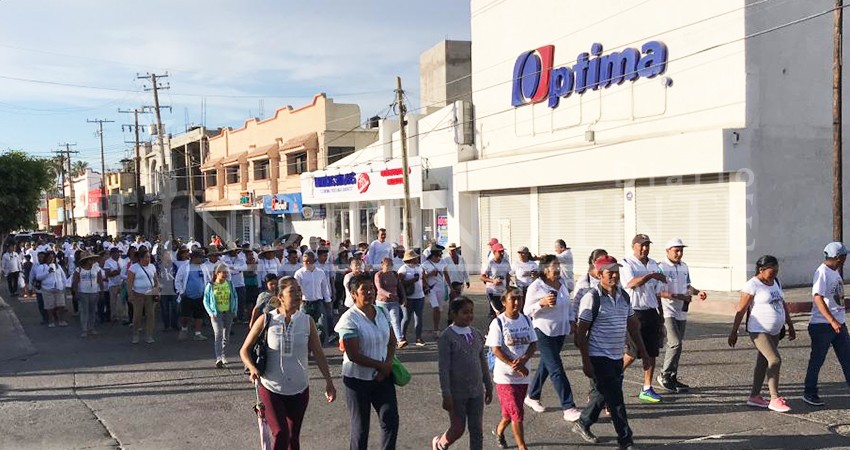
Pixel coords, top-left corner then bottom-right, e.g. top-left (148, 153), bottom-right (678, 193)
top-left (239, 276), bottom-right (336, 450)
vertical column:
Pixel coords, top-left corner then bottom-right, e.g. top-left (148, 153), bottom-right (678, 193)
top-left (623, 180), bottom-right (636, 257)
top-left (530, 187), bottom-right (540, 254)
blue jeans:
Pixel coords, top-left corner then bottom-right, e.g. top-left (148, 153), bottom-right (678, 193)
top-left (401, 297), bottom-right (424, 341)
top-left (579, 357), bottom-right (633, 447)
top-left (377, 301), bottom-right (403, 341)
top-left (804, 323), bottom-right (850, 396)
top-left (159, 294), bottom-right (179, 331)
top-left (528, 329), bottom-right (575, 409)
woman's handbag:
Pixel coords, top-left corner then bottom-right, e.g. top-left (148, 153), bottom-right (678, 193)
top-left (251, 313), bottom-right (272, 374)
top-left (391, 356), bottom-right (411, 387)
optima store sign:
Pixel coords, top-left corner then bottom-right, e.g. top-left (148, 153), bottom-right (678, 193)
top-left (511, 41), bottom-right (668, 108)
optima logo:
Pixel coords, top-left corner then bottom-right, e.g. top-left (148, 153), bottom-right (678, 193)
top-left (511, 41), bottom-right (668, 108)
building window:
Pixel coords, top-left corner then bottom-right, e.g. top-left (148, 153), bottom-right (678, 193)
top-left (288, 152), bottom-right (308, 175)
top-left (205, 171), bottom-right (217, 187)
top-left (226, 166), bottom-right (240, 184)
top-left (253, 160), bottom-right (269, 181)
top-left (328, 146), bottom-right (355, 165)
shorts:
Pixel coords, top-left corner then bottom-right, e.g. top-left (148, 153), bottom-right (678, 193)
top-left (427, 290), bottom-right (449, 310)
top-left (495, 383), bottom-right (527, 422)
top-left (42, 290), bottom-right (66, 309)
top-left (180, 296), bottom-right (206, 320)
top-left (626, 309), bottom-right (663, 358)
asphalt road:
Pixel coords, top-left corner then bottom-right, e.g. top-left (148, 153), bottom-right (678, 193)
top-left (1, 288), bottom-right (849, 450)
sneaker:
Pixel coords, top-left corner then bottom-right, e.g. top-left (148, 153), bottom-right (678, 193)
top-left (563, 407), bottom-right (581, 422)
top-left (746, 395), bottom-right (769, 408)
top-left (89, 329), bottom-right (98, 336)
top-left (802, 394), bottom-right (825, 407)
top-left (397, 340), bottom-right (408, 349)
top-left (672, 375), bottom-right (691, 392)
top-left (524, 396), bottom-right (546, 413)
top-left (193, 333), bottom-right (208, 341)
top-left (58, 321), bottom-right (68, 327)
top-left (221, 356), bottom-right (229, 365)
top-left (131, 334), bottom-right (140, 344)
top-left (215, 360), bottom-right (224, 369)
top-left (638, 387), bottom-right (662, 403)
top-left (80, 332), bottom-right (88, 338)
top-left (657, 375), bottom-right (677, 393)
top-left (48, 322), bottom-right (56, 328)
top-left (145, 337), bottom-right (155, 344)
top-left (571, 422), bottom-right (598, 444)
top-left (491, 429), bottom-right (507, 449)
top-left (178, 329), bottom-right (188, 341)
top-left (415, 339), bottom-right (426, 347)
top-left (768, 397), bottom-right (791, 413)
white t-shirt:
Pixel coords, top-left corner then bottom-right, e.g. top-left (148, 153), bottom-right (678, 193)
top-left (483, 259), bottom-right (511, 295)
top-left (398, 264), bottom-right (424, 299)
top-left (659, 259), bottom-right (692, 321)
top-left (742, 277), bottom-right (785, 335)
top-left (811, 263), bottom-right (846, 325)
top-left (129, 263), bottom-right (157, 294)
top-left (485, 313), bottom-right (537, 384)
top-left (512, 260), bottom-right (538, 288)
top-left (76, 266), bottom-right (101, 294)
top-left (103, 258), bottom-right (122, 288)
top-left (621, 256), bottom-right (662, 310)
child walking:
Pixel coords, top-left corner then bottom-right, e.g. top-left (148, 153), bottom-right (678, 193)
top-left (486, 287), bottom-right (536, 450)
top-left (433, 297), bottom-right (493, 450)
top-left (203, 263), bottom-right (239, 368)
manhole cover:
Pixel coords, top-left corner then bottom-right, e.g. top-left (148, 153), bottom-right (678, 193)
top-left (830, 424), bottom-right (850, 437)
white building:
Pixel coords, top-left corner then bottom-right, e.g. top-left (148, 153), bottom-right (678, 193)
top-left (458, 0), bottom-right (850, 289)
top-left (64, 169), bottom-right (104, 236)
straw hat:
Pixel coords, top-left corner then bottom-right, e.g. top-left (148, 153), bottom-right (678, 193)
top-left (402, 249), bottom-right (420, 262)
top-left (77, 252), bottom-right (100, 264)
top-left (224, 241), bottom-right (240, 253)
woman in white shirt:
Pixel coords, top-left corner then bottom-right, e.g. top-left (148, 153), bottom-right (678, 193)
top-left (2, 243), bottom-right (23, 295)
top-left (72, 253), bottom-right (104, 338)
top-left (728, 255), bottom-right (796, 413)
top-left (240, 277), bottom-right (336, 450)
top-left (334, 273), bottom-right (398, 450)
top-left (398, 250), bottom-right (425, 347)
top-left (522, 254), bottom-right (581, 422)
top-left (127, 249), bottom-right (160, 344)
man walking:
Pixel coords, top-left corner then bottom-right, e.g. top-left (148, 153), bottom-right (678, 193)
top-left (175, 249), bottom-right (210, 341)
top-left (365, 228), bottom-right (393, 273)
top-left (803, 242), bottom-right (850, 406)
top-left (657, 238), bottom-right (708, 393)
top-left (621, 234), bottom-right (666, 403)
top-left (554, 239), bottom-right (574, 292)
top-left (103, 248), bottom-right (125, 322)
top-left (294, 252), bottom-right (332, 344)
top-left (573, 255), bottom-right (648, 450)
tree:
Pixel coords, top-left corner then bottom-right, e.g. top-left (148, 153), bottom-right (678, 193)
top-left (0, 151), bottom-right (53, 238)
top-left (71, 160), bottom-right (89, 177)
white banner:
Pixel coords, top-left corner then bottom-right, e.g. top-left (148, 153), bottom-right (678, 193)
top-left (300, 157), bottom-right (422, 204)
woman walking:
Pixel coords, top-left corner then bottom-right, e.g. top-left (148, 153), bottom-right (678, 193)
top-left (398, 249), bottom-right (425, 347)
top-left (434, 297), bottom-right (492, 450)
top-left (523, 254), bottom-right (580, 421)
top-left (334, 273), bottom-right (399, 450)
top-left (127, 249), bottom-right (159, 344)
top-left (240, 277), bottom-right (337, 450)
top-left (204, 264), bottom-right (239, 368)
top-left (375, 257), bottom-right (404, 344)
top-left (71, 252), bottom-right (103, 338)
top-left (728, 255), bottom-right (796, 413)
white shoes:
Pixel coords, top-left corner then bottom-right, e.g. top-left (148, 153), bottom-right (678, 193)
top-left (563, 407), bottom-right (582, 422)
top-left (524, 396), bottom-right (546, 413)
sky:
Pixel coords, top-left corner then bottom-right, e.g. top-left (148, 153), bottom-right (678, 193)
top-left (0, 0), bottom-right (471, 172)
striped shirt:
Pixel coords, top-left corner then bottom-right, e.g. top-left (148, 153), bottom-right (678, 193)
top-left (335, 305), bottom-right (391, 381)
top-left (578, 286), bottom-right (634, 360)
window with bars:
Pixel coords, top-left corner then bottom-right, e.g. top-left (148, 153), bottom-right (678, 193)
top-left (253, 160), bottom-right (269, 180)
top-left (226, 166), bottom-right (240, 184)
top-left (288, 152), bottom-right (308, 175)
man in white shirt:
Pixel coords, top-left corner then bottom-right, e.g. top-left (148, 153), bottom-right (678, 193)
top-left (365, 228), bottom-right (393, 272)
top-left (442, 243), bottom-right (470, 292)
top-left (555, 239), bottom-right (575, 292)
top-left (103, 248), bottom-right (126, 322)
top-left (620, 234), bottom-right (667, 404)
top-left (803, 242), bottom-right (850, 407)
top-left (657, 238), bottom-right (708, 393)
top-left (2, 243), bottom-right (23, 295)
top-left (279, 249), bottom-right (302, 278)
top-left (222, 242), bottom-right (248, 322)
top-left (294, 252), bottom-right (332, 344)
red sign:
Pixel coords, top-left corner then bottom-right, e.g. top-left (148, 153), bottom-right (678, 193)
top-left (87, 189), bottom-right (102, 218)
top-left (357, 173), bottom-right (371, 193)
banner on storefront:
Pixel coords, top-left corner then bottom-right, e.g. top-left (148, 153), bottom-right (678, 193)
top-left (436, 214), bottom-right (448, 247)
top-left (300, 157), bottom-right (423, 204)
top-left (263, 193), bottom-right (303, 215)
top-left (87, 189), bottom-right (102, 218)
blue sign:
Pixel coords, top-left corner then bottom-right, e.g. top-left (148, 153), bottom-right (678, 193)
top-left (314, 173), bottom-right (356, 188)
top-left (512, 41), bottom-right (668, 109)
top-left (263, 193), bottom-right (303, 215)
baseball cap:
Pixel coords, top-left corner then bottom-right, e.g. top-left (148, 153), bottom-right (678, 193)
top-left (594, 255), bottom-right (622, 272)
top-left (491, 243), bottom-right (505, 252)
top-left (665, 238), bottom-right (687, 249)
top-left (632, 234), bottom-right (652, 245)
top-left (517, 246), bottom-right (530, 254)
top-left (824, 242), bottom-right (848, 258)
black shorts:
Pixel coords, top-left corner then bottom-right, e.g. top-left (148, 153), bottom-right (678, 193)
top-left (627, 309), bottom-right (662, 358)
top-left (180, 296), bottom-right (206, 320)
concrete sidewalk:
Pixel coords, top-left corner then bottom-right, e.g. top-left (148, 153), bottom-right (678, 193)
top-left (0, 292), bottom-right (35, 363)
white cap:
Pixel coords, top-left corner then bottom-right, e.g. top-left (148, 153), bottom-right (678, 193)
top-left (665, 238), bottom-right (687, 250)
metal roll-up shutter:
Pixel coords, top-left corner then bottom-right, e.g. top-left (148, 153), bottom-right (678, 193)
top-left (538, 185), bottom-right (625, 268)
top-left (635, 180), bottom-right (729, 267)
top-left (479, 190), bottom-right (531, 265)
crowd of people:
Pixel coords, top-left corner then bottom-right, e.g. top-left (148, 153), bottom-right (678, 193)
top-left (4, 230), bottom-right (850, 450)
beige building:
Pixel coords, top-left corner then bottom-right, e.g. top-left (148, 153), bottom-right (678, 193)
top-left (198, 94), bottom-right (376, 245)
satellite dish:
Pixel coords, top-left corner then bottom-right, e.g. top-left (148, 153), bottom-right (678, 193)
top-left (302, 206), bottom-right (314, 220)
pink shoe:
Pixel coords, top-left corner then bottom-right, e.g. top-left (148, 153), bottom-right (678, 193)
top-left (768, 397), bottom-right (791, 413)
top-left (746, 395), bottom-right (769, 408)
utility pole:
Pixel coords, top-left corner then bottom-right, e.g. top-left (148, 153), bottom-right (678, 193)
top-left (834, 0), bottom-right (844, 243)
top-left (396, 76), bottom-right (414, 249)
top-left (55, 144), bottom-right (79, 236)
top-left (138, 72), bottom-right (171, 239)
top-left (88, 118), bottom-right (115, 234)
top-left (120, 108), bottom-right (148, 236)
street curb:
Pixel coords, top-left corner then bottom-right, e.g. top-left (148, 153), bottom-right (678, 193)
top-left (0, 294), bottom-right (37, 362)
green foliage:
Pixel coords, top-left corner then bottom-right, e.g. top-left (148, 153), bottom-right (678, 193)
top-left (0, 152), bottom-right (54, 235)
